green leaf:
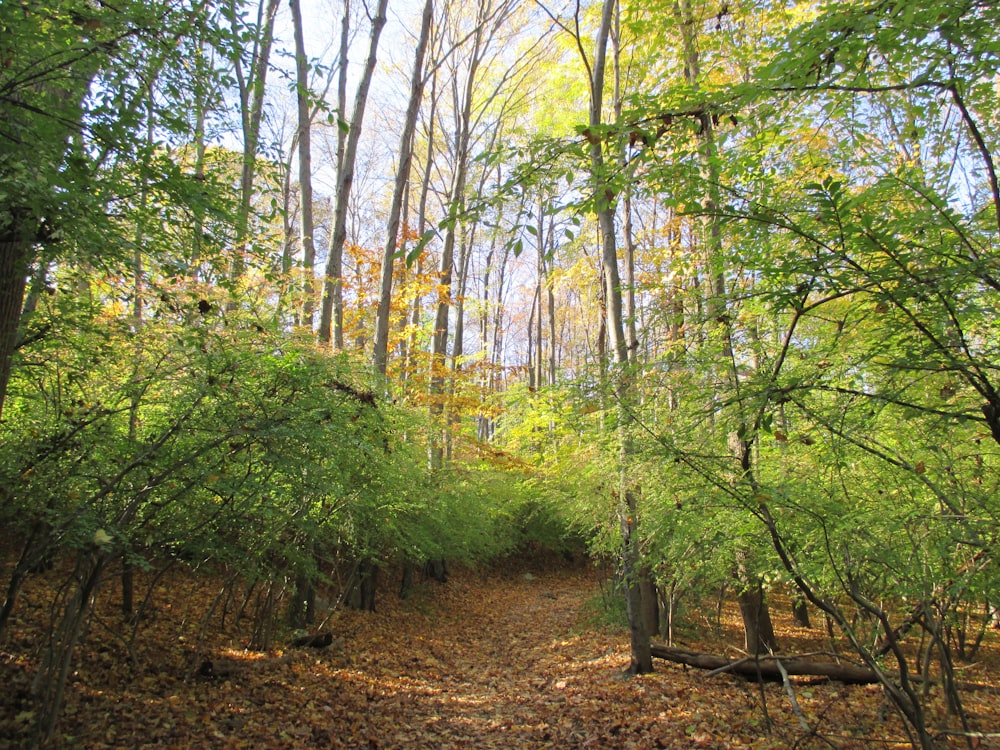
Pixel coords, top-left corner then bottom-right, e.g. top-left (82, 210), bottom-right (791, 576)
top-left (405, 230), bottom-right (435, 268)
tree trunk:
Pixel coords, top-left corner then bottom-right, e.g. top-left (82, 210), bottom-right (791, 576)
top-left (0, 237), bottom-right (29, 423)
top-left (546, 250), bottom-right (557, 385)
top-left (649, 644), bottom-right (881, 684)
top-left (319, 0), bottom-right (388, 348)
top-left (288, 574), bottom-right (315, 629)
top-left (639, 568), bottom-right (660, 640)
top-left (674, 0), bottom-right (778, 657)
top-left (290, 0), bottom-right (318, 329)
top-left (429, 7), bottom-right (484, 468)
top-left (612, 6), bottom-right (639, 365)
top-left (424, 558), bottom-right (448, 583)
top-left (399, 562), bottom-right (416, 599)
top-left (347, 559), bottom-right (378, 612)
top-left (403, 71), bottom-right (438, 385)
top-left (737, 580), bottom-right (778, 656)
top-left (535, 202), bottom-right (545, 388)
top-left (588, 0), bottom-right (652, 675)
top-left (526, 288), bottom-right (536, 390)
top-left (792, 597), bottom-right (812, 628)
top-left (373, 0), bottom-right (434, 378)
top-left (230, 0), bottom-right (280, 287)
top-left (32, 552), bottom-right (108, 745)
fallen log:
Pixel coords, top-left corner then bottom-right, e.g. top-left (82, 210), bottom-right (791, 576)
top-left (291, 631), bottom-right (336, 649)
top-left (650, 644), bottom-right (879, 684)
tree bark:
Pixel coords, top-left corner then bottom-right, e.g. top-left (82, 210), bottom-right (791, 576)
top-left (319, 0), bottom-right (389, 348)
top-left (639, 568), bottom-right (660, 640)
top-left (649, 644), bottom-right (881, 684)
top-left (0, 237), bottom-right (29, 424)
top-left (792, 597), bottom-right (812, 628)
top-left (373, 0), bottom-right (434, 377)
top-left (588, 0), bottom-right (652, 675)
top-left (289, 0), bottom-right (318, 329)
top-left (737, 580), bottom-right (778, 656)
top-left (230, 0), bottom-right (281, 286)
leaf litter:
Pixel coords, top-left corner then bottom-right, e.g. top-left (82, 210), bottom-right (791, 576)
top-left (1, 559), bottom-right (998, 748)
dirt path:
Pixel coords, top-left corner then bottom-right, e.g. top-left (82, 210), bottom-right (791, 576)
top-left (346, 566), bottom-right (607, 748)
top-left (310, 564), bottom-right (759, 750)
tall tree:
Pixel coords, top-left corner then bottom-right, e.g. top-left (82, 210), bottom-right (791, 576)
top-left (229, 0), bottom-right (281, 286)
top-left (319, 0), bottom-right (389, 348)
top-left (0, 5), bottom-right (106, 424)
top-left (0, 1), bottom-right (226, 423)
top-left (428, 0), bottom-right (493, 468)
top-left (289, 0), bottom-right (318, 329)
top-left (588, 0), bottom-right (653, 674)
top-left (373, 0), bottom-right (435, 377)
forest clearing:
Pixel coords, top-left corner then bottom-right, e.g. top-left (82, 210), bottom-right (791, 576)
top-left (2, 555), bottom-right (999, 749)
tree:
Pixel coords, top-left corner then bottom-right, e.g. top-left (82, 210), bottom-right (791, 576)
top-left (319, 0), bottom-right (388, 348)
top-left (228, 0), bottom-right (281, 286)
top-left (289, 0), bottom-right (318, 329)
top-left (0, 4), bottom-right (116, 423)
top-left (0, 1), bottom-right (246, 423)
top-left (569, 0), bottom-right (653, 674)
top-left (373, 0), bottom-right (435, 378)
top-left (426, 0), bottom-right (519, 467)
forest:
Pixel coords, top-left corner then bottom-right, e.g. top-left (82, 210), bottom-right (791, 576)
top-left (1, 0), bottom-right (999, 747)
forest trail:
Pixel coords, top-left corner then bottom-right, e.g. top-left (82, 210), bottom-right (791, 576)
top-left (4, 560), bottom-right (997, 749)
top-left (337, 563), bottom-right (623, 748)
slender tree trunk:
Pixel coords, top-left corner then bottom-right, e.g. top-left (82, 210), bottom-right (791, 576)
top-left (190, 40), bottom-right (210, 279)
top-left (374, 0), bottom-right (434, 378)
top-left (32, 552), bottom-right (108, 746)
top-left (589, 0), bottom-right (652, 675)
top-left (429, 218), bottom-right (455, 469)
top-left (319, 0), bottom-right (388, 347)
top-left (546, 244), bottom-right (557, 384)
top-left (230, 0), bottom-right (280, 287)
top-left (639, 567), bottom-right (660, 640)
top-left (792, 597), bottom-right (811, 628)
top-left (122, 93), bottom-right (157, 620)
top-left (526, 292), bottom-right (537, 390)
top-left (535, 201), bottom-right (545, 388)
top-left (290, 0), bottom-right (318, 329)
top-left (429, 12), bottom-right (484, 469)
top-left (403, 71), bottom-right (438, 385)
top-left (451, 231), bottom-right (473, 375)
top-left (612, 3), bottom-right (639, 365)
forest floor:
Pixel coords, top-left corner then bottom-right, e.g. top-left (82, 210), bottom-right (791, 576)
top-left (2, 556), bottom-right (1000, 749)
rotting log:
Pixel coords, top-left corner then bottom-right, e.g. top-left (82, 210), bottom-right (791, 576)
top-left (650, 644), bottom-right (878, 684)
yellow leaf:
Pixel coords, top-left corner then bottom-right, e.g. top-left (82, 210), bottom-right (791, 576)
top-left (93, 528), bottom-right (112, 546)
